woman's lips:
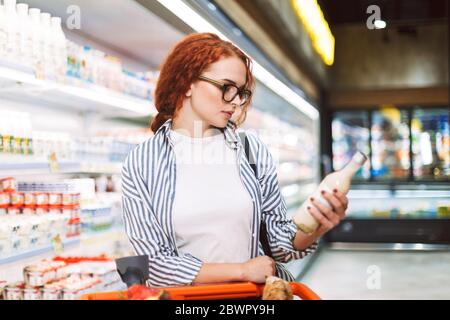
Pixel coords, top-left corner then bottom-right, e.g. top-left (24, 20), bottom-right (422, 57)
top-left (221, 111), bottom-right (233, 118)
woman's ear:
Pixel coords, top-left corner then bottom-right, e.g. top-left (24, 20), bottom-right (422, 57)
top-left (186, 83), bottom-right (194, 97)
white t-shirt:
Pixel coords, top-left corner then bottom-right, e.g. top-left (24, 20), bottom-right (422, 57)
top-left (170, 128), bottom-right (253, 264)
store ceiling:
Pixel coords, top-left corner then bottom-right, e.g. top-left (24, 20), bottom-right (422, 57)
top-left (23, 0), bottom-right (186, 69)
top-left (318, 0), bottom-right (448, 27)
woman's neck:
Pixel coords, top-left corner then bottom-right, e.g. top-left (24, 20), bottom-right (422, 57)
top-left (172, 104), bottom-right (219, 138)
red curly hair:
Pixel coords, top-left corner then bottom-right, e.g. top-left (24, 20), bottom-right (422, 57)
top-left (151, 33), bottom-right (254, 133)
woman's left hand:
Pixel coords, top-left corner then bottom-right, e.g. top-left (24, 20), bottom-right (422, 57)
top-left (307, 189), bottom-right (349, 237)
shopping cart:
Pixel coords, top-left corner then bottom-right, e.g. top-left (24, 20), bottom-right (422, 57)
top-left (79, 255), bottom-right (321, 300)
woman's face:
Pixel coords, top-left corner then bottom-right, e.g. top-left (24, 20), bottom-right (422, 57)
top-left (187, 55), bottom-right (248, 128)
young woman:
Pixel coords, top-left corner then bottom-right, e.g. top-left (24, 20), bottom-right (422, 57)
top-left (122, 33), bottom-right (348, 287)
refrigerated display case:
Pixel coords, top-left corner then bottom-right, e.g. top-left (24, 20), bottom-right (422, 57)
top-left (327, 106), bottom-right (450, 247)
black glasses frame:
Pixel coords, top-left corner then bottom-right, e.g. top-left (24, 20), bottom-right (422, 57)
top-left (198, 75), bottom-right (252, 106)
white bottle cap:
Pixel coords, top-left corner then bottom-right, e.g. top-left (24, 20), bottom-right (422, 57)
top-left (352, 150), bottom-right (368, 165)
top-left (4, 0), bottom-right (17, 9)
top-left (16, 3), bottom-right (28, 16)
top-left (29, 8), bottom-right (41, 16)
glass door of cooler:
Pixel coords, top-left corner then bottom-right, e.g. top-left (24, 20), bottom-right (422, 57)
top-left (412, 108), bottom-right (450, 181)
top-left (371, 107), bottom-right (411, 180)
top-left (332, 111), bottom-right (370, 180)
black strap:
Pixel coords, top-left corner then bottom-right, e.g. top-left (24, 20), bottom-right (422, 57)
top-left (239, 132), bottom-right (273, 259)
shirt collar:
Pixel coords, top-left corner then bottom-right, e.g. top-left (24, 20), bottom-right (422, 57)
top-left (157, 119), bottom-right (239, 149)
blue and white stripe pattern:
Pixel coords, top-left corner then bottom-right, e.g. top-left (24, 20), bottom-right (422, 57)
top-left (121, 119), bottom-right (318, 287)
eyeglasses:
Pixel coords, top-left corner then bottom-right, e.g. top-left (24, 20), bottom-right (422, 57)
top-left (198, 75), bottom-right (252, 106)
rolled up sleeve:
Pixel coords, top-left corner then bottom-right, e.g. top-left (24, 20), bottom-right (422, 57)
top-left (249, 134), bottom-right (318, 263)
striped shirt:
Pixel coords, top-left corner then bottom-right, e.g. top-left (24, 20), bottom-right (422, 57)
top-left (121, 119), bottom-right (318, 287)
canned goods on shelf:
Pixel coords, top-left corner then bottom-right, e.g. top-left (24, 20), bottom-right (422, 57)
top-left (63, 193), bottom-right (81, 206)
top-left (0, 177), bottom-right (16, 193)
top-left (10, 192), bottom-right (25, 207)
top-left (4, 283), bottom-right (24, 300)
top-left (23, 286), bottom-right (42, 300)
top-left (35, 193), bottom-right (49, 206)
top-left (24, 193), bottom-right (37, 207)
top-left (48, 193), bottom-right (63, 206)
top-left (41, 287), bottom-right (62, 300)
top-left (0, 192), bottom-right (10, 207)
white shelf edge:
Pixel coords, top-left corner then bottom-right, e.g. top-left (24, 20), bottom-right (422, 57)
top-left (0, 64), bottom-right (157, 117)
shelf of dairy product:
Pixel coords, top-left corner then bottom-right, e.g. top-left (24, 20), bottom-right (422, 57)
top-left (0, 111), bottom-right (153, 175)
top-left (0, 0), bottom-right (157, 117)
top-left (0, 255), bottom-right (127, 300)
top-left (344, 189), bottom-right (450, 219)
top-left (0, 175), bottom-right (127, 265)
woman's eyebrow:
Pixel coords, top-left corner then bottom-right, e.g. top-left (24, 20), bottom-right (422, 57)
top-left (221, 78), bottom-right (246, 88)
top-left (221, 78), bottom-right (237, 84)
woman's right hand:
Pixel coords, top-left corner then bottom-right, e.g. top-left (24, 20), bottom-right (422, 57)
top-left (240, 256), bottom-right (276, 283)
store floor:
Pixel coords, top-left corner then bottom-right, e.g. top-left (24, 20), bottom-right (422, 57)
top-left (299, 248), bottom-right (450, 300)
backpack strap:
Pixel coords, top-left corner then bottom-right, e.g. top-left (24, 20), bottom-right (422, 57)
top-left (238, 132), bottom-right (273, 259)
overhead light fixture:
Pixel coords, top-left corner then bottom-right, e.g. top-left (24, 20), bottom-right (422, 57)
top-left (156, 0), bottom-right (319, 120)
top-left (374, 19), bottom-right (387, 29)
top-left (291, 0), bottom-right (335, 66)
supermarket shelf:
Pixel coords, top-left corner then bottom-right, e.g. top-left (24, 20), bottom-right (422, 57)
top-left (0, 159), bottom-right (123, 175)
top-left (0, 237), bottom-right (80, 266)
top-left (0, 62), bottom-right (156, 118)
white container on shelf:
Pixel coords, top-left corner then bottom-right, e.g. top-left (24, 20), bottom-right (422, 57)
top-left (28, 7), bottom-right (42, 74)
top-left (0, 4), bottom-right (7, 57)
top-left (50, 16), bottom-right (67, 83)
top-left (16, 3), bottom-right (33, 68)
top-left (39, 12), bottom-right (55, 80)
top-left (3, 0), bottom-right (20, 63)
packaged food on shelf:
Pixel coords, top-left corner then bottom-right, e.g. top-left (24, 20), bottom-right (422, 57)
top-left (10, 192), bottom-right (24, 207)
top-left (2, 255), bottom-right (124, 300)
top-left (3, 282), bottom-right (25, 301)
top-left (1, 177), bottom-right (16, 192)
top-left (0, 192), bottom-right (10, 207)
top-left (48, 193), bottom-right (63, 207)
top-left (23, 286), bottom-right (42, 300)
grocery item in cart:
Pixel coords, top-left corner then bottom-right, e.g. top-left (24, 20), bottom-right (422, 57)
top-left (262, 276), bottom-right (293, 300)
